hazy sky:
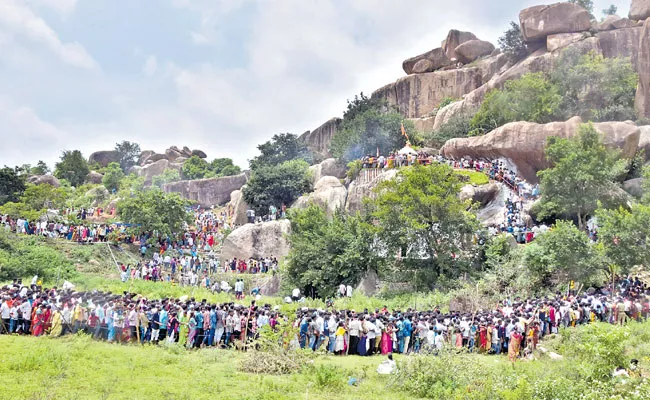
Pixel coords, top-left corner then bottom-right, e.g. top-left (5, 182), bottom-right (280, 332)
top-left (0, 0), bottom-right (630, 170)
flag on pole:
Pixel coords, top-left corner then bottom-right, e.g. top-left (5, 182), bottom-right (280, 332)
top-left (401, 122), bottom-right (411, 146)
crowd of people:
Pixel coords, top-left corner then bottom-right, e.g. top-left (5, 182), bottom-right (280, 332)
top-left (2, 275), bottom-right (647, 363)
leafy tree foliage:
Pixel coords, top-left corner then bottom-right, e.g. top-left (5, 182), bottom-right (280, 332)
top-left (114, 141), bottom-right (141, 173)
top-left (522, 220), bottom-right (601, 288)
top-left (0, 184), bottom-right (69, 220)
top-left (536, 123), bottom-right (627, 229)
top-left (596, 204), bottom-right (650, 273)
top-left (117, 189), bottom-right (191, 236)
top-left (286, 206), bottom-right (380, 298)
top-left (470, 73), bottom-right (562, 135)
top-left (243, 159), bottom-right (311, 216)
top-left (0, 232), bottom-right (77, 282)
top-left (551, 50), bottom-right (637, 122)
top-left (369, 164), bottom-right (481, 288)
top-left (102, 162), bottom-right (125, 192)
top-left (182, 156), bottom-right (241, 180)
top-left (250, 133), bottom-right (312, 170)
top-left (0, 167), bottom-right (26, 205)
top-left (31, 161), bottom-right (50, 175)
top-left (498, 22), bottom-right (528, 64)
top-left (602, 4), bottom-right (617, 16)
top-left (425, 111), bottom-right (473, 147)
top-left (330, 93), bottom-right (413, 163)
top-left (54, 150), bottom-right (90, 187)
top-left (151, 169), bottom-right (181, 189)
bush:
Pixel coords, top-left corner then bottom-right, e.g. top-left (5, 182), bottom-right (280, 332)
top-left (425, 112), bottom-right (473, 148)
top-left (0, 232), bottom-right (77, 282)
top-left (304, 365), bottom-right (346, 389)
top-left (498, 22), bottom-right (528, 64)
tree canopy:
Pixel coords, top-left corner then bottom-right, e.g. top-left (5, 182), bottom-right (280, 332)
top-left (369, 164), bottom-right (481, 288)
top-left (249, 133), bottom-right (312, 170)
top-left (117, 189), bottom-right (191, 236)
top-left (286, 206), bottom-right (379, 298)
top-left (536, 123), bottom-right (627, 229)
top-left (0, 167), bottom-right (26, 205)
top-left (181, 156), bottom-right (241, 180)
top-left (102, 162), bottom-right (125, 192)
top-left (498, 22), bottom-right (528, 64)
top-left (114, 141), bottom-right (141, 173)
top-left (242, 159), bottom-right (311, 216)
top-left (596, 204), bottom-right (650, 274)
top-left (54, 150), bottom-right (90, 187)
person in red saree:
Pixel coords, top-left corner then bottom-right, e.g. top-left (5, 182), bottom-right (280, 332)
top-left (479, 323), bottom-right (488, 353)
top-left (43, 305), bottom-right (52, 333)
top-left (32, 305), bottom-right (46, 336)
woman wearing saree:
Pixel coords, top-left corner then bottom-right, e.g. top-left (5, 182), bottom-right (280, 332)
top-left (381, 321), bottom-right (393, 355)
top-left (49, 309), bottom-right (63, 337)
top-left (186, 312), bottom-right (197, 349)
top-left (32, 306), bottom-right (45, 336)
top-left (509, 330), bottom-right (523, 362)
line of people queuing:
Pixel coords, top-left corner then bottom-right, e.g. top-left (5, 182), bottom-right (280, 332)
top-left (1, 275), bottom-right (647, 361)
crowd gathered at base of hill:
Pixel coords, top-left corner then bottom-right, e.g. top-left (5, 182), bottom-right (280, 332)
top-left (1, 275), bottom-right (647, 364)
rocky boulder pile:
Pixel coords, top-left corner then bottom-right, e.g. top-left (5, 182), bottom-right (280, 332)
top-left (88, 150), bottom-right (120, 167)
top-left (27, 175), bottom-right (60, 187)
top-left (85, 171), bottom-right (104, 184)
top-left (293, 176), bottom-right (348, 217)
top-left (630, 0), bottom-right (650, 20)
top-left (163, 172), bottom-right (249, 207)
top-left (137, 146), bottom-right (208, 166)
top-left (519, 3), bottom-right (592, 44)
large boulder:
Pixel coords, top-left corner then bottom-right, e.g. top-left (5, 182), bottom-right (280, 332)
top-left (191, 149), bottom-right (207, 159)
top-left (442, 29), bottom-right (478, 61)
top-left (356, 269), bottom-right (380, 296)
top-left (221, 220), bottom-right (291, 261)
top-left (308, 158), bottom-right (347, 185)
top-left (623, 178), bottom-right (644, 198)
top-left (630, 0), bottom-right (650, 20)
top-left (86, 171), bottom-right (104, 184)
top-left (636, 19), bottom-right (650, 119)
top-left (293, 176), bottom-right (347, 217)
top-left (299, 117), bottom-right (342, 160)
top-left (519, 3), bottom-right (592, 42)
top-left (181, 146), bottom-right (193, 157)
top-left (88, 150), bottom-right (120, 167)
top-left (165, 147), bottom-right (184, 161)
top-left (163, 172), bottom-right (249, 207)
top-left (597, 27), bottom-right (643, 70)
top-left (138, 150), bottom-right (155, 166)
top-left (455, 40), bottom-right (495, 64)
top-left (459, 183), bottom-right (500, 207)
top-left (408, 116), bottom-right (437, 133)
top-left (440, 117), bottom-right (640, 182)
top-left (27, 175), bottom-right (60, 188)
top-left (228, 188), bottom-right (249, 226)
top-left (411, 59), bottom-right (435, 74)
top-left (639, 126), bottom-right (650, 159)
top-left (135, 159), bottom-right (182, 185)
top-left (596, 15), bottom-right (623, 31)
top-left (345, 169), bottom-right (398, 213)
top-left (546, 32), bottom-right (586, 52)
top-left (402, 47), bottom-right (452, 75)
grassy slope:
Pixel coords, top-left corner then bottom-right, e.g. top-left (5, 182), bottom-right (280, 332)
top-left (0, 334), bottom-right (416, 400)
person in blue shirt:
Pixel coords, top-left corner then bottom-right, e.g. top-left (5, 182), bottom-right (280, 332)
top-left (159, 308), bottom-right (168, 342)
top-left (299, 317), bottom-right (309, 349)
top-left (401, 317), bottom-right (413, 354)
top-left (208, 306), bottom-right (217, 346)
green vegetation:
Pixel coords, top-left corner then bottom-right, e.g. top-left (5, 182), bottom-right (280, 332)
top-left (243, 159), bottom-right (311, 216)
top-left (498, 21), bottom-right (528, 64)
top-left (151, 168), bottom-right (181, 188)
top-left (114, 140), bottom-right (141, 173)
top-left (117, 189), bottom-right (192, 236)
top-left (249, 133), bottom-right (313, 170)
top-left (286, 206), bottom-right (380, 297)
top-left (455, 170), bottom-right (489, 186)
top-left (0, 183), bottom-right (69, 220)
top-left (424, 111), bottom-right (473, 147)
top-left (54, 150), bottom-right (90, 187)
top-left (330, 92), bottom-right (415, 163)
top-left (0, 166), bottom-right (27, 205)
top-left (0, 232), bottom-right (77, 282)
top-left (536, 123), bottom-right (627, 229)
top-left (101, 162), bottom-right (125, 192)
top-left (602, 4), bottom-right (617, 16)
top-left (470, 72), bottom-right (562, 135)
top-left (31, 160), bottom-right (50, 175)
top-left (181, 155), bottom-right (241, 180)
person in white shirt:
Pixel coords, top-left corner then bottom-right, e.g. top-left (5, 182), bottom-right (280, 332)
top-left (365, 317), bottom-right (377, 355)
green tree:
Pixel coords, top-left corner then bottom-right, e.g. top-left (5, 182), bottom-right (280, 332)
top-left (0, 167), bottom-right (26, 205)
top-left (114, 141), bottom-right (141, 173)
top-left (522, 220), bottom-right (601, 289)
top-left (54, 150), bottom-right (90, 187)
top-left (249, 133), bottom-right (312, 170)
top-left (181, 156), bottom-right (211, 180)
top-left (330, 99), bottom-right (413, 163)
top-left (551, 50), bottom-right (637, 122)
top-left (286, 206), bottom-right (380, 298)
top-left (102, 162), bottom-right (125, 192)
top-left (470, 72), bottom-right (562, 135)
top-left (118, 173), bottom-right (145, 199)
top-left (536, 123), bottom-right (627, 229)
top-left (242, 159), bottom-right (311, 215)
top-left (602, 4), bottom-right (617, 16)
top-left (498, 22), bottom-right (528, 64)
top-left (30, 161), bottom-right (50, 175)
top-left (0, 184), bottom-right (68, 220)
top-left (117, 189), bottom-right (191, 236)
top-left (569, 0), bottom-right (594, 15)
top-left (210, 158), bottom-right (241, 177)
top-left (596, 204), bottom-right (650, 273)
top-left (369, 164), bottom-right (481, 287)
top-left (151, 169), bottom-right (181, 189)
top-left (425, 111), bottom-right (473, 147)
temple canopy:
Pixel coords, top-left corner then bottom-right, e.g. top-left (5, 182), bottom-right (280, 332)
top-left (397, 145), bottom-right (417, 155)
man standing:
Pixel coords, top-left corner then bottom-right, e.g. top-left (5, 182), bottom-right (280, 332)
top-left (215, 306), bottom-right (226, 347)
top-left (348, 315), bottom-right (361, 355)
